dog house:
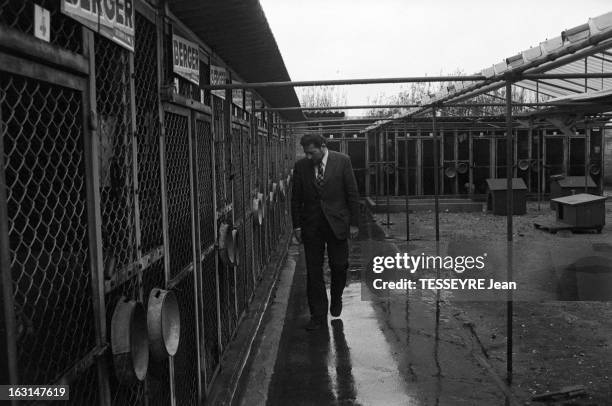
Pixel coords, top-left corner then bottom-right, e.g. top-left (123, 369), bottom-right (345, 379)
top-left (549, 175), bottom-right (599, 209)
top-left (551, 193), bottom-right (607, 232)
top-left (486, 178), bottom-right (528, 215)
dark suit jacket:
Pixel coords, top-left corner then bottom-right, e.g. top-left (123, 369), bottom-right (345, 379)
top-left (291, 150), bottom-right (360, 240)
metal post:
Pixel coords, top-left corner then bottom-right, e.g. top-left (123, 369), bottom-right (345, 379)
top-left (537, 128), bottom-right (541, 211)
top-left (432, 108), bottom-right (440, 242)
top-left (210, 98), bottom-right (224, 363)
top-left (404, 123), bottom-right (410, 242)
top-left (157, 4), bottom-right (176, 403)
top-left (505, 80), bottom-right (514, 390)
top-left (585, 123), bottom-right (589, 194)
top-left (385, 129), bottom-right (391, 229)
top-left (0, 69), bottom-right (19, 400)
top-left (187, 110), bottom-right (204, 402)
top-left (82, 29), bottom-right (111, 406)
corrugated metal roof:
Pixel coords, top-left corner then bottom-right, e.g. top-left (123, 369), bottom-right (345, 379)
top-left (167, 0), bottom-right (303, 121)
top-left (365, 11), bottom-right (612, 132)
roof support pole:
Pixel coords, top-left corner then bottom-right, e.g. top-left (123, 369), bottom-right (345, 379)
top-left (432, 108), bottom-right (440, 242)
top-left (505, 80), bottom-right (514, 395)
top-left (584, 58), bottom-right (589, 194)
top-left (404, 122), bottom-right (410, 242)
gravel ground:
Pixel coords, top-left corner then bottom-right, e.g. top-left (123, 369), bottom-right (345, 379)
top-left (369, 201), bottom-right (612, 405)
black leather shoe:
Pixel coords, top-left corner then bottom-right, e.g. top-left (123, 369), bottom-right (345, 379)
top-left (305, 317), bottom-right (326, 331)
top-left (330, 299), bottom-right (342, 317)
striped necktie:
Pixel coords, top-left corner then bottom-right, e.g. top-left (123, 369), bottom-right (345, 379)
top-left (316, 161), bottom-right (324, 188)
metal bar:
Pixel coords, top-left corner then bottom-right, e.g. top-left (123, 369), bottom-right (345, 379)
top-left (128, 46), bottom-right (143, 300)
top-left (0, 60), bottom-right (19, 397)
top-left (276, 118), bottom-right (380, 125)
top-left (584, 60), bottom-right (589, 195)
top-left (505, 81), bottom-right (514, 390)
top-left (82, 29), bottom-right (111, 406)
top-left (205, 72), bottom-right (612, 92)
top-left (261, 101), bottom-right (598, 112)
top-left (188, 110), bottom-right (204, 403)
top-left (157, 3), bottom-right (176, 403)
top-left (203, 75), bottom-right (488, 90)
top-left (385, 130), bottom-right (390, 228)
top-left (433, 109), bottom-right (440, 241)
top-left (210, 98), bottom-right (224, 363)
top-left (226, 89), bottom-right (239, 322)
top-left (0, 24), bottom-right (89, 76)
top-left (522, 72), bottom-right (612, 80)
top-left (404, 123), bottom-right (410, 242)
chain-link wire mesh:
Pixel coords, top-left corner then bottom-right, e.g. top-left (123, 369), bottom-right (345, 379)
top-left (244, 217), bottom-right (254, 301)
top-left (1, 72), bottom-right (96, 384)
top-left (196, 118), bottom-right (214, 249)
top-left (165, 111), bottom-right (193, 277)
top-left (135, 12), bottom-right (164, 254)
top-left (217, 215), bottom-right (235, 348)
top-left (95, 34), bottom-right (137, 276)
top-left (232, 126), bottom-right (243, 222)
top-left (173, 270), bottom-right (199, 406)
top-left (0, 0), bottom-right (83, 53)
top-left (242, 127), bottom-right (254, 301)
top-left (213, 97), bottom-right (226, 209)
top-left (200, 251), bottom-right (219, 386)
top-left (236, 221), bottom-right (246, 315)
top-left (50, 363), bottom-right (99, 406)
top-left (143, 260), bottom-right (171, 406)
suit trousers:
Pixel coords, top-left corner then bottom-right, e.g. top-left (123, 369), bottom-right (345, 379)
top-left (302, 207), bottom-right (349, 319)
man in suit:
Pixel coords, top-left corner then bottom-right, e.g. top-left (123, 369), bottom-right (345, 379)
top-left (291, 134), bottom-right (360, 330)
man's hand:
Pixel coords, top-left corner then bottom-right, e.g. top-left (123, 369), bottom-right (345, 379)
top-left (349, 226), bottom-right (359, 239)
top-left (293, 228), bottom-right (302, 244)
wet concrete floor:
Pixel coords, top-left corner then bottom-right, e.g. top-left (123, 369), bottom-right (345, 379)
top-left (237, 219), bottom-right (513, 405)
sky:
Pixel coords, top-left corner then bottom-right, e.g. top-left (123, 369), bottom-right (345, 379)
top-left (259, 0), bottom-right (612, 113)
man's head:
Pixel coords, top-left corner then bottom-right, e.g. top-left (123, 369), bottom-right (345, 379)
top-left (300, 134), bottom-right (327, 164)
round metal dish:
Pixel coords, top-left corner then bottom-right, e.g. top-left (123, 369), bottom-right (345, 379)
top-left (147, 288), bottom-right (180, 361)
top-left (518, 159), bottom-right (530, 171)
top-left (229, 228), bottom-right (240, 266)
top-left (444, 166), bottom-right (457, 178)
top-left (218, 222), bottom-right (232, 266)
top-left (457, 162), bottom-right (469, 174)
top-left (111, 297), bottom-right (149, 383)
top-left (253, 197), bottom-right (264, 226)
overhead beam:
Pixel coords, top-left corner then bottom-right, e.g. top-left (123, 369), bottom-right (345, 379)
top-left (259, 101), bottom-right (597, 112)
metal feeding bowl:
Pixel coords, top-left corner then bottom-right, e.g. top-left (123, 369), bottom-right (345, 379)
top-left (589, 163), bottom-right (601, 175)
top-left (147, 288), bottom-right (180, 361)
top-left (257, 192), bottom-right (266, 219)
top-left (218, 222), bottom-right (232, 266)
top-left (444, 166), bottom-right (457, 178)
top-left (218, 223), bottom-right (239, 266)
top-left (518, 159), bottom-right (530, 171)
top-left (252, 197), bottom-right (264, 226)
top-left (457, 162), bottom-right (469, 174)
top-left (278, 180), bottom-right (286, 200)
top-left (230, 228), bottom-right (240, 266)
top-left (111, 297), bottom-right (149, 383)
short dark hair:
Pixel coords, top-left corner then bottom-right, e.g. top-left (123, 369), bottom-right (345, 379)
top-left (300, 134), bottom-right (326, 148)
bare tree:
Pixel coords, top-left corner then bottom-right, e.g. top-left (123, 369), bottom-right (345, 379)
top-left (365, 69), bottom-right (538, 118)
top-left (298, 85), bottom-right (348, 108)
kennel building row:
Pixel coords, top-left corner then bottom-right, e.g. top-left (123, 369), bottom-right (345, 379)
top-left (319, 119), bottom-right (608, 197)
top-left (0, 1), bottom-right (298, 404)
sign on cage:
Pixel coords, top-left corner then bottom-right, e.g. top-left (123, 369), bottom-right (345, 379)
top-left (172, 34), bottom-right (200, 85)
top-left (61, 0), bottom-right (135, 51)
top-left (210, 65), bottom-right (227, 99)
